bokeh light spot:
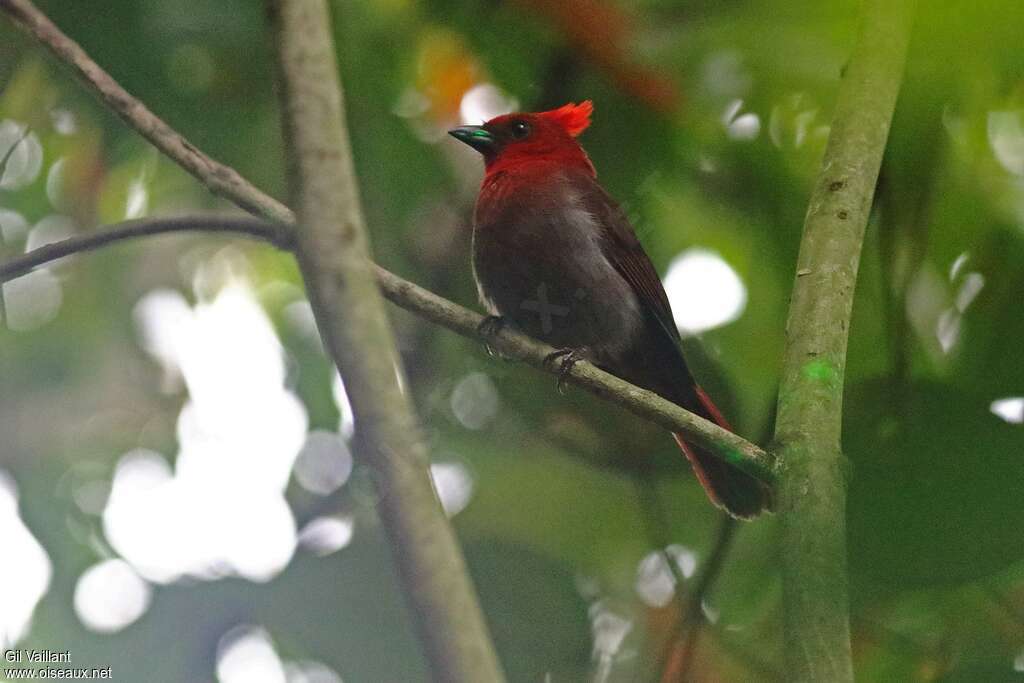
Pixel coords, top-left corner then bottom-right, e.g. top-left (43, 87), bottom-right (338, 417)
top-left (987, 111), bottom-right (1024, 175)
top-left (589, 602), bottom-right (633, 683)
top-left (635, 545), bottom-right (698, 608)
top-left (284, 660), bottom-right (344, 683)
top-left (217, 626), bottom-right (286, 683)
top-left (459, 83), bottom-right (517, 125)
top-left (110, 279), bottom-right (306, 584)
top-left (991, 397), bottom-right (1024, 424)
top-left (45, 157), bottom-right (67, 209)
top-left (4, 267), bottom-right (63, 331)
top-left (294, 431), bottom-right (353, 495)
top-left (450, 372), bottom-right (500, 430)
top-left (27, 214), bottom-right (76, 252)
top-left (0, 208), bottom-right (29, 242)
top-left (0, 471), bottom-right (52, 649)
top-left (663, 248), bottom-right (747, 335)
top-left (298, 516), bottom-right (354, 557)
top-left (73, 559), bottom-right (151, 633)
top-left (331, 372), bottom-right (355, 439)
top-left (722, 99), bottom-right (761, 140)
top-left (0, 121), bottom-right (43, 190)
top-left (430, 462), bottom-right (474, 517)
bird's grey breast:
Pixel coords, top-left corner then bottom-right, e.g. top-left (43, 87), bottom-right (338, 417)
top-left (472, 179), bottom-right (644, 356)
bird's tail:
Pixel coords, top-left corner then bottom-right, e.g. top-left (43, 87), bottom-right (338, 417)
top-left (672, 385), bottom-right (772, 519)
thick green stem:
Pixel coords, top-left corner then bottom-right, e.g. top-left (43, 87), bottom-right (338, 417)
top-left (267, 0), bottom-right (505, 680)
top-left (773, 1), bottom-right (914, 681)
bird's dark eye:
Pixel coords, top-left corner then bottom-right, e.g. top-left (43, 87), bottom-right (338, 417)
top-left (510, 120), bottom-right (530, 139)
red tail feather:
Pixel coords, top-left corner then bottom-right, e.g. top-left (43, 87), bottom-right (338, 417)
top-left (674, 387), bottom-right (771, 519)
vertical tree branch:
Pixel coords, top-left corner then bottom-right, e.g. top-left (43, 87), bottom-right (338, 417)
top-left (772, 1), bottom-right (914, 681)
top-left (265, 0), bottom-right (506, 680)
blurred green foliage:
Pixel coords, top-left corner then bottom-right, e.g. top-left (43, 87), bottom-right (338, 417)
top-left (2, 0), bottom-right (1024, 681)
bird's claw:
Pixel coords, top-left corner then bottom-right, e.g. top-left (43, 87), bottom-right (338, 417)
top-left (544, 347), bottom-right (588, 394)
top-left (477, 315), bottom-right (505, 356)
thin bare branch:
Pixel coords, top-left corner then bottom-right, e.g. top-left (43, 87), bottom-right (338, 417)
top-left (0, 215), bottom-right (292, 283)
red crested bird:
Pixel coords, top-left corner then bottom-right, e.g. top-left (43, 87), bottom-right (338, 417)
top-left (449, 101), bottom-right (771, 518)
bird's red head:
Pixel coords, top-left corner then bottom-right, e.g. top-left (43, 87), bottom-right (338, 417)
top-left (449, 101), bottom-right (595, 176)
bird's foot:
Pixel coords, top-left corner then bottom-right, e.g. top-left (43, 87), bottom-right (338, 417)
top-left (544, 347), bottom-right (589, 395)
top-left (477, 315), bottom-right (505, 356)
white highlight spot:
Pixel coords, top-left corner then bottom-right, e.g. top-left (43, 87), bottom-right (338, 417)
top-left (109, 281), bottom-right (306, 584)
top-left (73, 559), bottom-right (151, 633)
top-left (430, 462), bottom-right (474, 517)
top-left (0, 121), bottom-right (43, 190)
top-left (45, 158), bottom-right (67, 208)
top-left (991, 397), bottom-right (1024, 424)
top-left (0, 208), bottom-right (29, 242)
top-left (27, 214), bottom-right (76, 252)
top-left (663, 248), bottom-right (747, 335)
top-left (955, 272), bottom-right (984, 312)
top-left (987, 111), bottom-right (1024, 175)
top-left (949, 252), bottom-right (970, 281)
top-left (701, 599), bottom-right (720, 624)
top-left (50, 109), bottom-right (78, 135)
top-left (283, 299), bottom-right (319, 340)
top-left (0, 471), bottom-right (52, 649)
top-left (451, 372), bottom-right (500, 430)
top-left (298, 516), bottom-right (354, 557)
top-left (459, 84), bottom-right (517, 125)
top-left (722, 99), bottom-right (760, 141)
top-left (294, 431), bottom-right (352, 495)
top-left (4, 268), bottom-right (63, 331)
top-left (589, 602), bottom-right (633, 683)
top-left (125, 175), bottom-right (149, 219)
top-left (217, 626), bottom-right (286, 683)
top-left (635, 545), bottom-right (699, 608)
top-left (936, 308), bottom-right (961, 354)
top-left (284, 660), bottom-right (344, 683)
top-left (331, 373), bottom-right (355, 439)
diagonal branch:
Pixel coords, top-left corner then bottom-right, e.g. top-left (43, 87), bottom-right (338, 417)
top-left (0, 216), bottom-right (775, 483)
top-left (0, 0), bottom-right (776, 483)
top-left (374, 263), bottom-right (775, 482)
top-left (772, 0), bottom-right (915, 681)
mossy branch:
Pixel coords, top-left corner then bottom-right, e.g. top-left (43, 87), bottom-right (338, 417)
top-left (772, 0), bottom-right (915, 681)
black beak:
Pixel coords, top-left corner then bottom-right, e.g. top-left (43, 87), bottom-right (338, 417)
top-left (448, 125), bottom-right (495, 154)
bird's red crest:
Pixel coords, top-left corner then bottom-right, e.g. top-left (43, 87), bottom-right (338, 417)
top-left (538, 101), bottom-right (593, 138)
